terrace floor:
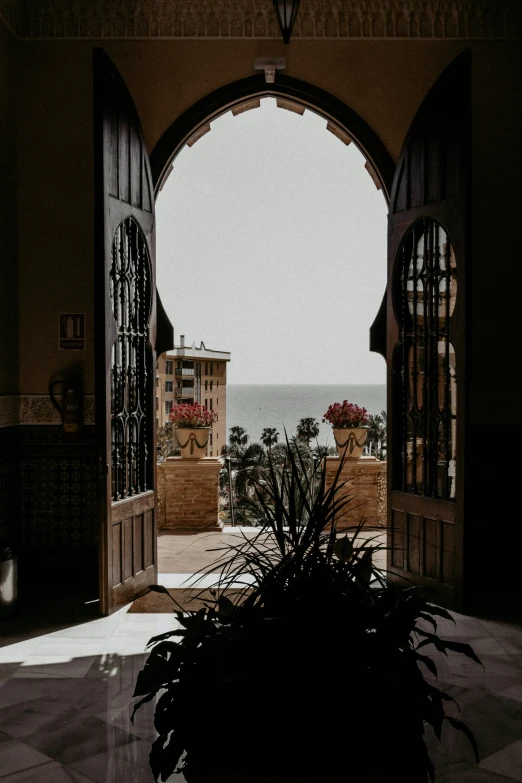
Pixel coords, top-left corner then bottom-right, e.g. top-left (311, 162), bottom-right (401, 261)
top-left (0, 530), bottom-right (520, 782)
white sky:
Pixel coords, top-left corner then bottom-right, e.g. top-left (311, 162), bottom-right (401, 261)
top-left (156, 98), bottom-right (387, 385)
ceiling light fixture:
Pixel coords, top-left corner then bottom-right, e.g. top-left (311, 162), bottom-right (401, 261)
top-left (272, 1), bottom-right (301, 44)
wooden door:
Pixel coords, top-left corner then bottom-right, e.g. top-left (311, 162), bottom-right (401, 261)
top-left (94, 49), bottom-right (158, 615)
top-left (387, 52), bottom-right (470, 608)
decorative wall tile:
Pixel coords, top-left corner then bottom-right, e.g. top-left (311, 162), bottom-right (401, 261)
top-left (0, 396), bottom-right (95, 427)
top-left (1, 0), bottom-right (521, 40)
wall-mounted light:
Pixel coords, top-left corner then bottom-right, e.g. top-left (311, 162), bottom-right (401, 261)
top-left (272, 1), bottom-right (301, 44)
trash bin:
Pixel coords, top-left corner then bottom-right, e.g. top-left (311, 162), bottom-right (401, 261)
top-left (0, 544), bottom-right (17, 618)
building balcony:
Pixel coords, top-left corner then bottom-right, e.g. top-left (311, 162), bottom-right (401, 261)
top-left (175, 387), bottom-right (195, 397)
top-left (175, 368), bottom-right (194, 377)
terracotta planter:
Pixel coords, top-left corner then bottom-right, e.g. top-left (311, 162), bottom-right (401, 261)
top-left (176, 427), bottom-right (210, 459)
top-left (333, 427), bottom-right (368, 460)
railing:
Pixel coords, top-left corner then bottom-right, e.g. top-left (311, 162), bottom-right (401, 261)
top-left (175, 387), bottom-right (195, 396)
top-left (175, 368), bottom-right (194, 376)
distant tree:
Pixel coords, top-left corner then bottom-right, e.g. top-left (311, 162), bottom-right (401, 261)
top-left (260, 427), bottom-right (279, 450)
top-left (229, 426), bottom-right (249, 450)
top-left (295, 417), bottom-right (320, 448)
top-left (312, 443), bottom-right (336, 460)
top-left (233, 442), bottom-right (266, 499)
top-left (365, 411), bottom-right (387, 460)
top-left (156, 421), bottom-right (179, 462)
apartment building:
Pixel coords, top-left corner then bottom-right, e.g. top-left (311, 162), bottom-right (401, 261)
top-left (157, 336), bottom-right (231, 457)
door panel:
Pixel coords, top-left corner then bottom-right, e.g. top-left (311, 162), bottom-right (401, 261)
top-left (387, 52), bottom-right (470, 608)
top-left (94, 49), bottom-right (158, 615)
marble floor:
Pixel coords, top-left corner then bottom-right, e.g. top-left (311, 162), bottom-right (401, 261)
top-left (0, 531), bottom-right (520, 782)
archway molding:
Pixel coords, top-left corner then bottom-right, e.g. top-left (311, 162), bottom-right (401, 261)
top-left (150, 74), bottom-right (395, 203)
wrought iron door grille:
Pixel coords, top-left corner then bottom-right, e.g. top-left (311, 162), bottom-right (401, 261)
top-left (394, 218), bottom-right (457, 500)
top-left (110, 217), bottom-right (153, 501)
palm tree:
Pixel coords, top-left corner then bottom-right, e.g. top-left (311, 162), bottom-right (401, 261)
top-left (228, 426), bottom-right (249, 450)
top-left (233, 442), bottom-right (266, 499)
top-left (365, 411), bottom-right (387, 459)
top-left (260, 427), bottom-right (279, 450)
top-left (295, 417), bottom-right (320, 448)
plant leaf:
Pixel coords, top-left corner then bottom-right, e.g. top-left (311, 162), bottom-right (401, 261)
top-left (415, 652), bottom-right (438, 678)
top-left (333, 535), bottom-right (354, 563)
top-left (148, 584), bottom-right (170, 594)
top-left (445, 716), bottom-right (480, 762)
top-left (130, 690), bottom-right (155, 723)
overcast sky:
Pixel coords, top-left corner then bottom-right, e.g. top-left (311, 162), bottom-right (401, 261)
top-left (156, 98), bottom-right (387, 385)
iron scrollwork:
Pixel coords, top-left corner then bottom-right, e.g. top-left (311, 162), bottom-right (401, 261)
top-left (395, 217), bottom-right (457, 500)
top-left (110, 217), bottom-right (153, 501)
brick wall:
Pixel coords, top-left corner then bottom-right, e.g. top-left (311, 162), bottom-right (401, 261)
top-left (159, 457), bottom-right (222, 532)
top-left (324, 456), bottom-right (386, 529)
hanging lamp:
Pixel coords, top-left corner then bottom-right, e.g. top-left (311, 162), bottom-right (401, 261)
top-left (272, 1), bottom-right (301, 44)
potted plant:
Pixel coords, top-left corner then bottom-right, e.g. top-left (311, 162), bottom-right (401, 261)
top-left (133, 443), bottom-right (480, 783)
top-left (323, 400), bottom-right (370, 460)
top-left (168, 402), bottom-right (216, 459)
top-left (0, 543), bottom-right (17, 618)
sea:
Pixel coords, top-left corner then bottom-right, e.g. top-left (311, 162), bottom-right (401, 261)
top-left (226, 385), bottom-right (386, 448)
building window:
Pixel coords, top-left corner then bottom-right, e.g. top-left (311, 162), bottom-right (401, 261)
top-left (165, 381), bottom-right (173, 392)
top-left (156, 377), bottom-right (159, 387)
top-left (165, 360), bottom-right (173, 375)
top-left (209, 398), bottom-right (213, 410)
top-left (210, 362), bottom-right (213, 375)
top-left (210, 380), bottom-right (213, 391)
top-left (205, 362), bottom-right (208, 375)
top-left (205, 380), bottom-right (208, 391)
top-left (156, 397), bottom-right (158, 410)
top-left (217, 398), bottom-right (219, 405)
top-left (165, 400), bottom-right (173, 415)
top-left (205, 398), bottom-right (208, 408)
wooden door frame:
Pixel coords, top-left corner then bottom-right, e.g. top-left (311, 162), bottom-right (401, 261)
top-left (386, 51), bottom-right (471, 610)
top-left (93, 49), bottom-right (158, 615)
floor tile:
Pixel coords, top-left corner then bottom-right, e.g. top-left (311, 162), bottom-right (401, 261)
top-left (9, 766), bottom-right (96, 783)
top-left (0, 638), bottom-right (44, 664)
top-left (23, 715), bottom-right (138, 765)
top-left (0, 738), bottom-right (53, 777)
top-left (479, 739), bottom-right (522, 781)
top-left (501, 685), bottom-right (522, 704)
top-left (69, 742), bottom-right (185, 783)
top-left (436, 761), bottom-right (519, 782)
top-left (85, 653), bottom-right (149, 682)
top-left (0, 663), bottom-right (21, 678)
top-left (12, 655), bottom-right (97, 679)
top-left (0, 678), bottom-right (104, 711)
top-left (0, 694), bottom-right (90, 739)
top-left (95, 698), bottom-right (158, 740)
top-left (0, 760), bottom-right (63, 783)
top-left (30, 639), bottom-right (105, 658)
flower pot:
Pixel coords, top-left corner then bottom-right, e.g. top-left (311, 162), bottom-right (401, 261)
top-left (176, 427), bottom-right (210, 459)
top-left (333, 427), bottom-right (368, 460)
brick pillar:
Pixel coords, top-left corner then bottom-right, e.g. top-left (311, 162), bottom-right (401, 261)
top-left (159, 457), bottom-right (223, 532)
top-left (324, 456), bottom-right (387, 529)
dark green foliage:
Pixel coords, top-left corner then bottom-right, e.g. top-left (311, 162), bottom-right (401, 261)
top-left (134, 437), bottom-right (480, 783)
top-left (365, 410), bottom-right (387, 460)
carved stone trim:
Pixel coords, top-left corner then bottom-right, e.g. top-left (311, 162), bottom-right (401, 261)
top-left (1, 1), bottom-right (521, 41)
top-left (0, 395), bottom-right (95, 426)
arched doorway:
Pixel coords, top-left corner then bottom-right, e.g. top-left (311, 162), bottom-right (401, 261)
top-left (94, 52), bottom-right (469, 614)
